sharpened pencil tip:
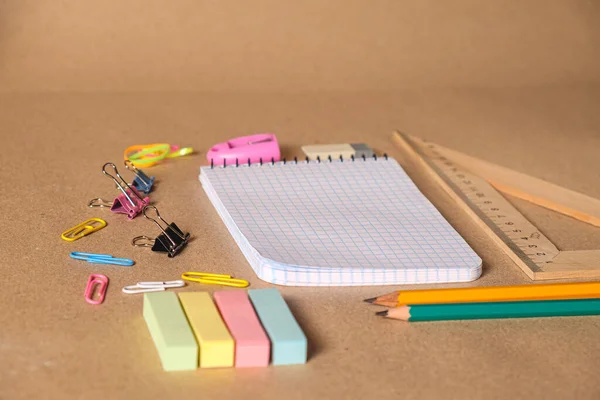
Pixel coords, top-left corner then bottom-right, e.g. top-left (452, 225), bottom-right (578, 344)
top-left (375, 310), bottom-right (388, 317)
top-left (364, 297), bottom-right (376, 303)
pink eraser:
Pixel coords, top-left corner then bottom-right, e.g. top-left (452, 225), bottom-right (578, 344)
top-left (214, 291), bottom-right (270, 367)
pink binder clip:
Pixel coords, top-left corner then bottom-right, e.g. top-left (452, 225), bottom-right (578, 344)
top-left (207, 134), bottom-right (280, 167)
top-left (110, 186), bottom-right (149, 219)
top-left (102, 162), bottom-right (150, 219)
top-left (84, 274), bottom-right (109, 305)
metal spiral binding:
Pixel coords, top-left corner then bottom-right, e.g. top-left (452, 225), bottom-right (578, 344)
top-left (209, 153), bottom-right (388, 169)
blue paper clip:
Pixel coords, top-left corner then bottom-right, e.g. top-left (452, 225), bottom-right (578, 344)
top-left (70, 252), bottom-right (135, 266)
top-left (124, 159), bottom-right (155, 195)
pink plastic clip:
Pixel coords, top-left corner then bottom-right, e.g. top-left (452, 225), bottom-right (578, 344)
top-left (110, 186), bottom-right (150, 220)
top-left (84, 274), bottom-right (109, 305)
top-left (207, 134), bottom-right (280, 166)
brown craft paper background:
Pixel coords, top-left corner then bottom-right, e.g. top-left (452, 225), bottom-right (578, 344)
top-left (1, 1), bottom-right (599, 399)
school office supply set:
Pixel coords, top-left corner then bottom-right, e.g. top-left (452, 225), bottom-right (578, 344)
top-left (144, 288), bottom-right (307, 371)
top-left (89, 161), bottom-right (191, 258)
top-left (361, 132), bottom-right (600, 323)
top-left (58, 137), bottom-right (312, 373)
top-left (62, 158), bottom-right (192, 305)
top-left (199, 152), bottom-right (482, 286)
top-left (65, 136), bottom-right (276, 304)
top-left (64, 133), bottom-right (597, 349)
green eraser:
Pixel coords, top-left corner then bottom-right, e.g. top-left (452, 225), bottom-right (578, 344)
top-left (248, 288), bottom-right (307, 365)
top-left (143, 292), bottom-right (198, 371)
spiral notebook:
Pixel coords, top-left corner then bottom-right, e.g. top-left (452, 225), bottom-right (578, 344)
top-left (199, 156), bottom-right (481, 286)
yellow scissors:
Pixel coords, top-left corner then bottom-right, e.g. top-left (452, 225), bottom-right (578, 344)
top-left (181, 272), bottom-right (249, 288)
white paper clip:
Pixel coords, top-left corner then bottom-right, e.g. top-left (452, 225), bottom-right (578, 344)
top-left (121, 280), bottom-right (185, 294)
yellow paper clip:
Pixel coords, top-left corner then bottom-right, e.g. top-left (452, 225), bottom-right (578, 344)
top-left (61, 218), bottom-right (107, 242)
top-left (181, 272), bottom-right (249, 288)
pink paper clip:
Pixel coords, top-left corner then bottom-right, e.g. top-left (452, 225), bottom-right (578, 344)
top-left (84, 274), bottom-right (109, 305)
top-left (207, 133), bottom-right (280, 167)
top-left (102, 163), bottom-right (150, 219)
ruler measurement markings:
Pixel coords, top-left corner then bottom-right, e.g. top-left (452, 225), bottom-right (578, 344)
top-left (420, 140), bottom-right (559, 268)
top-left (425, 146), bottom-right (541, 271)
top-left (395, 132), bottom-right (600, 279)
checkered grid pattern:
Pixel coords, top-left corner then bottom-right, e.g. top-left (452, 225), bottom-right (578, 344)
top-left (199, 158), bottom-right (481, 286)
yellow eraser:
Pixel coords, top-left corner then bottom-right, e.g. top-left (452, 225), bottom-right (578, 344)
top-left (178, 292), bottom-right (235, 368)
top-left (301, 144), bottom-right (355, 159)
top-left (301, 143), bottom-right (374, 159)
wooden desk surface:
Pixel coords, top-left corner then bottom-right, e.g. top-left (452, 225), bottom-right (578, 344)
top-left (1, 89), bottom-right (599, 399)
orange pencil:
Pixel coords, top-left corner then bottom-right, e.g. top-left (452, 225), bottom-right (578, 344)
top-left (364, 282), bottom-right (600, 307)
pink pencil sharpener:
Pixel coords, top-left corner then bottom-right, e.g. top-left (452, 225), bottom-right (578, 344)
top-left (207, 133), bottom-right (280, 166)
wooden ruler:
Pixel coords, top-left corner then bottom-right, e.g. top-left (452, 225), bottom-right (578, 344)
top-left (393, 131), bottom-right (600, 281)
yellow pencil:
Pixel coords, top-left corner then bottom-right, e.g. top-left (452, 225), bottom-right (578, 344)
top-left (364, 282), bottom-right (600, 307)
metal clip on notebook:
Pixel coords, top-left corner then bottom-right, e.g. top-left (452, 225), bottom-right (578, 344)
top-left (124, 159), bottom-right (155, 195)
top-left (102, 162), bottom-right (150, 219)
top-left (132, 206), bottom-right (190, 257)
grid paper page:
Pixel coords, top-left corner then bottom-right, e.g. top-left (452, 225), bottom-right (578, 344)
top-left (200, 158), bottom-right (481, 286)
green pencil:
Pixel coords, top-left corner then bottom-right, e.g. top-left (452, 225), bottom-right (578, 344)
top-left (376, 298), bottom-right (600, 322)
